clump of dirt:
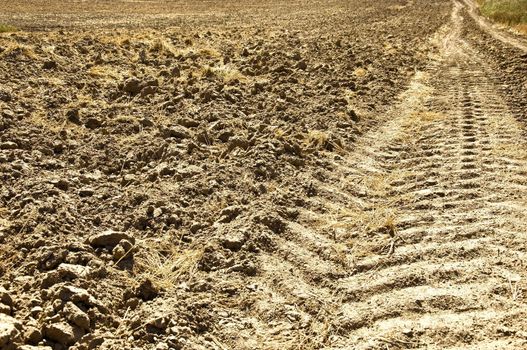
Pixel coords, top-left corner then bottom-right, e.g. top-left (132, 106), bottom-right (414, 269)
top-left (0, 0), bottom-right (452, 349)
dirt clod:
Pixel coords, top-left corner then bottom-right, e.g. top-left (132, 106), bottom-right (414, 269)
top-left (63, 301), bottom-right (90, 330)
top-left (88, 230), bottom-right (135, 247)
top-left (135, 279), bottom-right (159, 301)
top-left (43, 321), bottom-right (83, 346)
top-left (0, 314), bottom-right (21, 349)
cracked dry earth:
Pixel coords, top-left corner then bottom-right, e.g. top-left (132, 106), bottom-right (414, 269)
top-left (2, 0), bottom-right (527, 349)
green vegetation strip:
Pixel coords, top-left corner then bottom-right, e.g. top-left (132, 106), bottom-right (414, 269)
top-left (0, 24), bottom-right (18, 33)
top-left (478, 0), bottom-right (527, 25)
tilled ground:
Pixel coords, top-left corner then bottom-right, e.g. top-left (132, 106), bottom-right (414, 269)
top-left (1, 0), bottom-right (526, 349)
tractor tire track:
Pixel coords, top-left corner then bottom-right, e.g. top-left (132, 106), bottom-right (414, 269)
top-left (256, 1), bottom-right (527, 349)
top-left (330, 2), bottom-right (527, 348)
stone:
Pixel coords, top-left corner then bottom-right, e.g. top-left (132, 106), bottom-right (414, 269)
top-left (226, 260), bottom-right (258, 276)
top-left (254, 212), bottom-right (286, 234)
top-left (30, 306), bottom-right (43, 317)
top-left (63, 302), bottom-right (90, 330)
top-left (189, 221), bottom-right (206, 234)
top-left (51, 179), bottom-right (70, 191)
top-left (24, 326), bottom-right (43, 344)
top-left (0, 303), bottom-right (10, 315)
top-left (229, 136), bottom-right (249, 150)
top-left (0, 287), bottom-right (12, 307)
top-left (143, 78), bottom-right (159, 87)
top-left (0, 90), bottom-right (11, 102)
top-left (56, 263), bottom-right (90, 279)
top-left (119, 239), bottom-right (134, 253)
top-left (112, 244), bottom-right (126, 261)
top-left (122, 174), bottom-right (137, 185)
top-left (41, 273), bottom-right (60, 289)
top-left (78, 187), bottom-right (95, 197)
top-left (0, 141), bottom-right (18, 150)
top-left (84, 117), bottom-right (102, 129)
top-left (147, 313), bottom-right (168, 330)
top-left (402, 328), bottom-right (413, 336)
top-left (44, 321), bottom-right (83, 346)
top-left (80, 333), bottom-right (106, 349)
top-left (79, 170), bottom-right (102, 184)
top-left (156, 163), bottom-right (175, 177)
top-left (189, 280), bottom-right (211, 292)
top-left (196, 130), bottom-right (211, 145)
top-left (66, 109), bottom-right (81, 124)
top-left (347, 108), bottom-right (360, 122)
top-left (140, 85), bottom-right (157, 97)
top-left (297, 60), bottom-right (307, 70)
top-left (166, 215), bottom-right (182, 227)
top-left (175, 165), bottom-right (202, 180)
top-left (88, 230), bottom-right (135, 247)
top-left (124, 297), bottom-right (139, 309)
top-left (135, 279), bottom-right (158, 301)
top-left (153, 207), bottom-right (163, 218)
top-left (43, 60), bottom-right (58, 70)
top-left (1, 109), bottom-right (14, 118)
top-left (140, 117), bottom-right (154, 127)
top-left (122, 78), bottom-right (143, 95)
top-left (171, 66), bottom-right (181, 77)
top-left (156, 342), bottom-right (169, 350)
top-left (19, 346), bottom-right (53, 350)
top-left (218, 130), bottom-right (233, 142)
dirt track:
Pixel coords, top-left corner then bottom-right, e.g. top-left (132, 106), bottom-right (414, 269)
top-left (312, 3), bottom-right (527, 348)
top-left (1, 0), bottom-right (527, 349)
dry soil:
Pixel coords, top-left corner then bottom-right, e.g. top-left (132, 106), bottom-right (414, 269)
top-left (1, 0), bottom-right (527, 349)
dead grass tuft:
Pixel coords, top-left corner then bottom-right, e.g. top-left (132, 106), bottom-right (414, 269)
top-left (149, 38), bottom-right (179, 56)
top-left (355, 206), bottom-right (398, 235)
top-left (173, 46), bottom-right (221, 59)
top-left (198, 64), bottom-right (246, 83)
top-left (133, 239), bottom-right (203, 291)
top-left (28, 110), bottom-right (86, 134)
top-left (88, 65), bottom-right (126, 81)
top-left (304, 130), bottom-right (329, 149)
top-left (410, 111), bottom-right (446, 122)
top-left (492, 142), bottom-right (527, 161)
top-left (0, 43), bottom-right (37, 59)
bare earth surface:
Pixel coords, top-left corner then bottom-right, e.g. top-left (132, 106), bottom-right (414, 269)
top-left (1, 0), bottom-right (527, 349)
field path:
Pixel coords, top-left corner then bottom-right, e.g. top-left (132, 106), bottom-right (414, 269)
top-left (462, 0), bottom-right (527, 52)
top-left (255, 2), bottom-right (527, 349)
